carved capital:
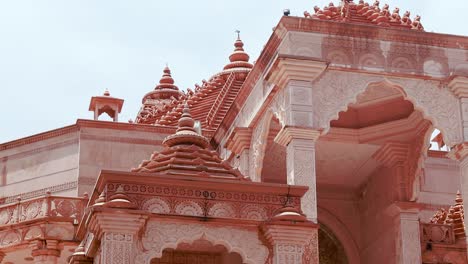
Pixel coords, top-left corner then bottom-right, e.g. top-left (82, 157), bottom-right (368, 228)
top-left (225, 127), bottom-right (252, 155)
top-left (448, 76), bottom-right (468, 98)
top-left (266, 56), bottom-right (327, 89)
top-left (373, 142), bottom-right (410, 167)
top-left (30, 239), bottom-right (61, 261)
top-left (88, 211), bottom-right (147, 240)
top-left (274, 127), bottom-right (320, 147)
top-left (262, 224), bottom-right (319, 264)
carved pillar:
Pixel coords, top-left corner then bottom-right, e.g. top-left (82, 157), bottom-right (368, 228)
top-left (226, 127), bottom-right (252, 177)
top-left (386, 204), bottom-right (422, 264)
top-left (30, 240), bottom-right (61, 264)
top-left (449, 76), bottom-right (468, 141)
top-left (275, 127), bottom-right (320, 222)
top-left (373, 142), bottom-right (411, 201)
top-left (263, 215), bottom-right (319, 264)
top-left (89, 212), bottom-right (146, 264)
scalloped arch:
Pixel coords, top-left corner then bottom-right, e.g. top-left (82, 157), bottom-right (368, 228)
top-left (312, 71), bottom-right (462, 146)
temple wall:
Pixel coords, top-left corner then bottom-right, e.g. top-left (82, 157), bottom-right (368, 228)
top-left (77, 126), bottom-right (169, 195)
top-left (279, 31), bottom-right (468, 79)
top-left (418, 156), bottom-right (461, 207)
top-left (359, 167), bottom-right (397, 264)
top-left (0, 131), bottom-right (80, 201)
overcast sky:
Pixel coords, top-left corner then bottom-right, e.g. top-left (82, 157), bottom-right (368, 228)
top-left (0, 1), bottom-right (467, 143)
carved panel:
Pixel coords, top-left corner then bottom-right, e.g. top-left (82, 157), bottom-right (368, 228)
top-left (137, 221), bottom-right (268, 264)
top-left (101, 232), bottom-right (134, 264)
top-left (420, 223), bottom-right (455, 245)
top-left (312, 70), bottom-right (462, 146)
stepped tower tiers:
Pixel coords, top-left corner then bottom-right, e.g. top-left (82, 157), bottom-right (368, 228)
top-left (135, 66), bottom-right (183, 124)
top-left (136, 35), bottom-right (253, 130)
top-left (304, 0), bottom-right (424, 31)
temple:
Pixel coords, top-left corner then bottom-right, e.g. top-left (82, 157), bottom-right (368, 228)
top-left (1, 0), bottom-right (468, 263)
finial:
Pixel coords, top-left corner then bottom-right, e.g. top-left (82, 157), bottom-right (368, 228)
top-left (104, 89), bottom-right (110, 96)
top-left (177, 103), bottom-right (196, 133)
top-left (235, 29), bottom-right (240, 40)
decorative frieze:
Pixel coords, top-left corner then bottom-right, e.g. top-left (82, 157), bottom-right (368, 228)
top-left (136, 221), bottom-right (268, 264)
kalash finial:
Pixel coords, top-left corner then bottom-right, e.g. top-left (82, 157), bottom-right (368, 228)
top-left (162, 103), bottom-right (209, 148)
top-left (223, 31), bottom-right (253, 70)
top-left (103, 89), bottom-right (110, 96)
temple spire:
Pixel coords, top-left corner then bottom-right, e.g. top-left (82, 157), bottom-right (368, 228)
top-left (223, 34), bottom-right (253, 70)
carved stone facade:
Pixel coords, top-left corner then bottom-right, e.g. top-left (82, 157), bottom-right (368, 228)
top-left (1, 1), bottom-right (468, 264)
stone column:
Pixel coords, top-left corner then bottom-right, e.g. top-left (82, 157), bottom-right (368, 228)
top-left (449, 76), bottom-right (468, 141)
top-left (275, 127), bottom-right (320, 222)
top-left (373, 142), bottom-right (411, 201)
top-left (386, 204), bottom-right (422, 264)
top-left (89, 212), bottom-right (146, 264)
top-left (30, 240), bottom-right (61, 264)
top-left (262, 212), bottom-right (319, 264)
top-left (225, 127), bottom-right (252, 178)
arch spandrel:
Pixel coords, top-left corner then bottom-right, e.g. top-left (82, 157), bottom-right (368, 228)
top-left (136, 221), bottom-right (268, 264)
top-left (312, 70), bottom-right (463, 146)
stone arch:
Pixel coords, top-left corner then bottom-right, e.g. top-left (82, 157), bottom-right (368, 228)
top-left (137, 221), bottom-right (268, 264)
top-left (318, 206), bottom-right (360, 264)
top-left (259, 112), bottom-right (287, 184)
top-left (312, 70), bottom-right (462, 146)
top-left (249, 110), bottom-right (275, 182)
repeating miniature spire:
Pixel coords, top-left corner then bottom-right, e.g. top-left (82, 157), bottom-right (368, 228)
top-left (223, 33), bottom-right (254, 70)
top-left (430, 191), bottom-right (465, 239)
top-left (304, 0), bottom-right (424, 31)
top-left (155, 66), bottom-right (178, 91)
top-left (133, 104), bottom-right (247, 180)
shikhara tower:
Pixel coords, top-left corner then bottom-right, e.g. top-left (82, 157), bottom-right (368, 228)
top-left (1, 1), bottom-right (468, 263)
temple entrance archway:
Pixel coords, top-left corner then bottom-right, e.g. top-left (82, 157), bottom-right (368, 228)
top-left (150, 238), bottom-right (243, 264)
top-left (315, 80), bottom-right (439, 263)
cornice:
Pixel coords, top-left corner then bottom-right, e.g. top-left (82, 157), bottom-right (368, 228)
top-left (279, 16), bottom-right (468, 49)
top-left (274, 127), bottom-right (321, 146)
top-left (225, 127), bottom-right (252, 155)
top-left (0, 119), bottom-right (215, 152)
top-left (372, 142), bottom-right (410, 167)
top-left (448, 76), bottom-right (468, 98)
top-left (265, 55), bottom-right (328, 89)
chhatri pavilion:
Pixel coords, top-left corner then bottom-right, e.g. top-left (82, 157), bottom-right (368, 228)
top-left (1, 0), bottom-right (468, 263)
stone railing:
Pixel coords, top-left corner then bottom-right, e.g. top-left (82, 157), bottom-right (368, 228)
top-left (420, 223), bottom-right (455, 245)
top-left (0, 192), bottom-right (88, 227)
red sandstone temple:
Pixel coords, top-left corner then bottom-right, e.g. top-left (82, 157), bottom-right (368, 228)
top-left (1, 0), bottom-right (468, 263)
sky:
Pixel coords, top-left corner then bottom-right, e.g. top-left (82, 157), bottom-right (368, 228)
top-left (0, 0), bottom-right (467, 143)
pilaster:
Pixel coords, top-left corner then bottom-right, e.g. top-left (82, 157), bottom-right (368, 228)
top-left (262, 208), bottom-right (319, 264)
top-left (275, 127), bottom-right (320, 222)
top-left (88, 211), bottom-right (147, 264)
top-left (225, 127), bottom-right (252, 177)
top-left (449, 76), bottom-right (468, 141)
top-left (373, 142), bottom-right (410, 201)
top-left (30, 240), bottom-right (61, 264)
top-left (386, 203), bottom-right (422, 264)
